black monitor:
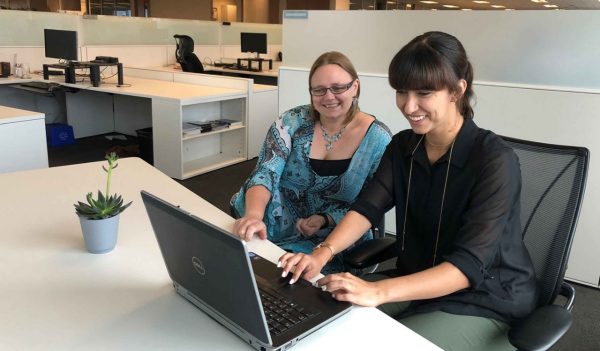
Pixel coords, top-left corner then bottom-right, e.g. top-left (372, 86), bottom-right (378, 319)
top-left (44, 29), bottom-right (78, 62)
top-left (240, 32), bottom-right (267, 57)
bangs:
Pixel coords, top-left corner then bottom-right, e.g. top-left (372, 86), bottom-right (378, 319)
top-left (389, 45), bottom-right (457, 92)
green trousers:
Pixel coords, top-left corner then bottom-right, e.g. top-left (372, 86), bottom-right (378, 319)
top-left (367, 274), bottom-right (515, 351)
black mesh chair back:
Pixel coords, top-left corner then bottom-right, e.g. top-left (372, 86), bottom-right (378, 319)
top-left (174, 34), bottom-right (204, 73)
top-left (501, 136), bottom-right (589, 309)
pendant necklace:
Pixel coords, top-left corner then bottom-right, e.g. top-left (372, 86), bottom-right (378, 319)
top-left (320, 123), bottom-right (347, 151)
top-left (402, 135), bottom-right (456, 267)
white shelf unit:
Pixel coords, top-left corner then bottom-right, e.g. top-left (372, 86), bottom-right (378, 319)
top-left (181, 97), bottom-right (247, 178)
top-left (152, 93), bottom-right (248, 180)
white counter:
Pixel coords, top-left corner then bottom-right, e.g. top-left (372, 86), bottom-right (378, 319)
top-left (0, 105), bottom-right (48, 173)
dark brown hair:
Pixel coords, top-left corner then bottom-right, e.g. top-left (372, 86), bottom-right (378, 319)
top-left (308, 51), bottom-right (360, 122)
top-left (388, 31), bottom-right (474, 119)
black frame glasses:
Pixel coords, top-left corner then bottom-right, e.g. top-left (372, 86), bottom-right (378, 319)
top-left (309, 80), bottom-right (355, 96)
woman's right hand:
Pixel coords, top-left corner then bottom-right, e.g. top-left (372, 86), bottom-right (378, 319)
top-left (233, 216), bottom-right (267, 241)
top-left (278, 249), bottom-right (330, 284)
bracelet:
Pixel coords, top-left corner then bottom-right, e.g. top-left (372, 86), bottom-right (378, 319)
top-left (313, 242), bottom-right (335, 262)
top-left (317, 213), bottom-right (329, 229)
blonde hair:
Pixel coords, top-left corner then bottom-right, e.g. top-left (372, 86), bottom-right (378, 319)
top-left (308, 51), bottom-right (360, 123)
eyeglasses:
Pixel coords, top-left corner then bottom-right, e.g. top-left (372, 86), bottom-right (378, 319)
top-left (309, 80), bottom-right (355, 96)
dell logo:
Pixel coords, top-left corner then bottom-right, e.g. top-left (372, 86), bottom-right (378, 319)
top-left (192, 256), bottom-right (206, 275)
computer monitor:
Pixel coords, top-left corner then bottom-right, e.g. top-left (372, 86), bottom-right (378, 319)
top-left (44, 29), bottom-right (78, 62)
top-left (240, 32), bottom-right (267, 57)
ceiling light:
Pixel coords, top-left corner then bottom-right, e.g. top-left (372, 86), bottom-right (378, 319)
top-left (387, 1), bottom-right (396, 3)
top-left (473, 1), bottom-right (490, 3)
top-left (462, 8), bottom-right (472, 10)
top-left (420, 1), bottom-right (438, 4)
top-left (544, 4), bottom-right (558, 7)
top-left (531, 0), bottom-right (547, 3)
top-left (443, 4), bottom-right (460, 8)
top-left (491, 4), bottom-right (506, 8)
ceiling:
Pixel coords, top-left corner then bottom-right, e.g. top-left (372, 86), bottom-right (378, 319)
top-left (351, 0), bottom-right (600, 10)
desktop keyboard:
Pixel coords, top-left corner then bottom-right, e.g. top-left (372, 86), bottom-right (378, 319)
top-left (19, 81), bottom-right (61, 91)
top-left (259, 287), bottom-right (320, 335)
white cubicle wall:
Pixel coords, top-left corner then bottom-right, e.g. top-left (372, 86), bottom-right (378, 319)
top-left (0, 10), bottom-right (282, 72)
top-left (279, 10), bottom-right (600, 287)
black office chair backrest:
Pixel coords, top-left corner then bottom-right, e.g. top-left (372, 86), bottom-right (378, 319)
top-left (501, 136), bottom-right (589, 308)
top-left (174, 34), bottom-right (204, 73)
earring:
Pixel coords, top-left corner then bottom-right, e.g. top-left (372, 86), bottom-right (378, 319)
top-left (352, 96), bottom-right (358, 106)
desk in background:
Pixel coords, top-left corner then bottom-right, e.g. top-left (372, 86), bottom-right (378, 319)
top-left (204, 63), bottom-right (278, 86)
top-left (123, 66), bottom-right (279, 159)
top-left (0, 73), bottom-right (252, 180)
top-left (0, 105), bottom-right (48, 173)
top-left (0, 157), bottom-right (441, 351)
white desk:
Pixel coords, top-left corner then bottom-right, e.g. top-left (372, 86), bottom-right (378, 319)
top-left (0, 157), bottom-right (441, 351)
top-left (0, 105), bottom-right (48, 173)
top-left (149, 63), bottom-right (279, 78)
top-left (0, 74), bottom-right (251, 179)
top-left (124, 66), bottom-right (279, 159)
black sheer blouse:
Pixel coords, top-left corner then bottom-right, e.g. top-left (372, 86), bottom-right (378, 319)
top-left (351, 119), bottom-right (537, 324)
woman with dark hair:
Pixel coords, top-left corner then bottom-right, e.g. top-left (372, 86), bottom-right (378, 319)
top-left (279, 32), bottom-right (536, 350)
top-left (232, 51), bottom-right (391, 273)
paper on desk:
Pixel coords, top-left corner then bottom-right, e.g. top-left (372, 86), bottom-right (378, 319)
top-left (245, 237), bottom-right (324, 285)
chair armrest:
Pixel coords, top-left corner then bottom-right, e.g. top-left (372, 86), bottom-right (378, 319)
top-left (508, 305), bottom-right (573, 351)
top-left (343, 237), bottom-right (396, 269)
top-left (560, 281), bottom-right (576, 312)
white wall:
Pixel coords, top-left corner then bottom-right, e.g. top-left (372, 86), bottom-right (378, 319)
top-left (279, 10), bottom-right (600, 287)
top-left (283, 10), bottom-right (600, 89)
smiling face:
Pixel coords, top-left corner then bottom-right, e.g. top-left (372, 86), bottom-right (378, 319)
top-left (396, 88), bottom-right (458, 136)
top-left (310, 64), bottom-right (359, 122)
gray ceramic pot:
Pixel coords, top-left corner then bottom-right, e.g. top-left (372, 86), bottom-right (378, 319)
top-left (79, 214), bottom-right (120, 254)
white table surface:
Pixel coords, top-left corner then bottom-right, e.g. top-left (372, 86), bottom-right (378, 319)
top-left (0, 158), bottom-right (441, 351)
top-left (0, 74), bottom-right (246, 104)
top-left (0, 105), bottom-right (45, 124)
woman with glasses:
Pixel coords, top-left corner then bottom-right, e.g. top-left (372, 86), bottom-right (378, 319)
top-left (278, 32), bottom-right (536, 350)
top-left (231, 51), bottom-right (391, 273)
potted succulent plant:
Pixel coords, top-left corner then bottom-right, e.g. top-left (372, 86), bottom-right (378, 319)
top-left (74, 152), bottom-right (132, 254)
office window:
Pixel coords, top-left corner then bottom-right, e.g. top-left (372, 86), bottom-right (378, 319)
top-left (88, 0), bottom-right (132, 16)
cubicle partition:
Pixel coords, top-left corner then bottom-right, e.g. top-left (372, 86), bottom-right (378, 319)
top-left (279, 10), bottom-right (600, 287)
top-left (0, 10), bottom-right (282, 72)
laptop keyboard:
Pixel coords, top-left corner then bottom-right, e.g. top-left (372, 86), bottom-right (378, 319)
top-left (259, 288), bottom-right (320, 335)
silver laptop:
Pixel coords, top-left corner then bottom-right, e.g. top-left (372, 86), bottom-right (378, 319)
top-left (141, 191), bottom-right (352, 351)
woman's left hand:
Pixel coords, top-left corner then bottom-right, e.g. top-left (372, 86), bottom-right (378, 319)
top-left (317, 273), bottom-right (384, 307)
top-left (295, 214), bottom-right (326, 237)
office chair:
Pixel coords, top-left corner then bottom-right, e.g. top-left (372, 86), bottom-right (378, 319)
top-left (174, 34), bottom-right (204, 73)
top-left (344, 136), bottom-right (589, 351)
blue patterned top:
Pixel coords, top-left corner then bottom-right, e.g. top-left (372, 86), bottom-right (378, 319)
top-left (231, 105), bottom-right (391, 272)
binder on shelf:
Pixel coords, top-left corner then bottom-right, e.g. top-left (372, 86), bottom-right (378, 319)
top-left (188, 119), bottom-right (241, 133)
top-left (219, 118), bottom-right (243, 127)
top-left (182, 122), bottom-right (202, 137)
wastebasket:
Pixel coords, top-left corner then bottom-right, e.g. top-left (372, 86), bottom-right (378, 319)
top-left (46, 123), bottom-right (75, 147)
top-left (136, 127), bottom-right (153, 165)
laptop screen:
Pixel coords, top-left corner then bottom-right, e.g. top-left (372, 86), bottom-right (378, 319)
top-left (141, 191), bottom-right (271, 344)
